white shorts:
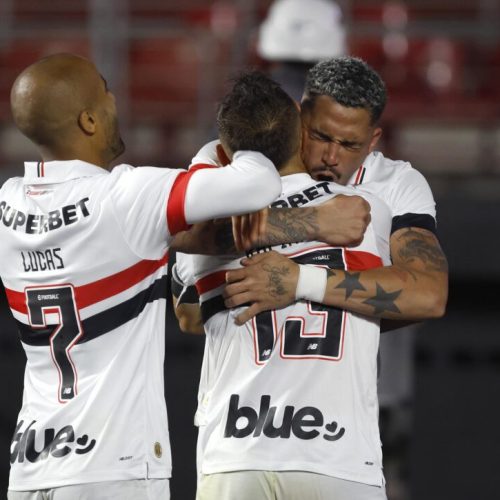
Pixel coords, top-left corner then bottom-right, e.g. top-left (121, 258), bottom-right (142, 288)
top-left (7, 479), bottom-right (169, 500)
top-left (197, 471), bottom-right (387, 500)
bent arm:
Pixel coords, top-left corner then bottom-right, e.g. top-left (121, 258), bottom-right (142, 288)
top-left (224, 227), bottom-right (448, 324)
top-left (320, 227), bottom-right (448, 319)
top-left (184, 151), bottom-right (281, 223)
top-left (172, 194), bottom-right (370, 254)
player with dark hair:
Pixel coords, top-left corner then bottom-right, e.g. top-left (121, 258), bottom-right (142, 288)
top-left (0, 53), bottom-right (286, 500)
top-left (216, 72), bottom-right (302, 171)
top-left (225, 56), bottom-right (448, 329)
top-left (175, 70), bottom-right (394, 500)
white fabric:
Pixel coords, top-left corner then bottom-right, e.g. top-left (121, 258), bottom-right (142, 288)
top-left (177, 172), bottom-right (391, 488)
top-left (197, 470), bottom-right (386, 500)
top-left (186, 151), bottom-right (281, 222)
top-left (295, 265), bottom-right (327, 303)
top-left (348, 151), bottom-right (436, 223)
top-left (0, 157), bottom-right (279, 491)
top-left (7, 478), bottom-right (170, 500)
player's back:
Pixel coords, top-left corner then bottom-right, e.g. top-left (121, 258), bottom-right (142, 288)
top-left (0, 160), bottom-right (178, 490)
top-left (180, 172), bottom-right (391, 486)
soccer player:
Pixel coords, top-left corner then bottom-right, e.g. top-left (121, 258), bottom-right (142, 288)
top-left (224, 56), bottom-right (448, 329)
top-left (175, 71), bottom-right (396, 500)
top-left (0, 53), bottom-right (287, 500)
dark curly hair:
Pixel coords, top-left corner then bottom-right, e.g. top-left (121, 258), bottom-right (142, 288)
top-left (217, 71), bottom-right (301, 170)
top-left (303, 56), bottom-right (387, 124)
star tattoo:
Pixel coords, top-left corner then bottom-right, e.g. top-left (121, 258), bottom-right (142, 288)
top-left (335, 271), bottom-right (366, 299)
top-left (363, 284), bottom-right (402, 315)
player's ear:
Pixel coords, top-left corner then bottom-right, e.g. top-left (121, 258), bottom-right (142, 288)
top-left (216, 142), bottom-right (232, 166)
top-left (78, 110), bottom-right (97, 135)
top-left (368, 127), bottom-right (382, 152)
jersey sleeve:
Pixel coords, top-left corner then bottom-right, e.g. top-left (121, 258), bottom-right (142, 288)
top-left (190, 139), bottom-right (231, 168)
top-left (390, 167), bottom-right (437, 235)
top-left (174, 252), bottom-right (196, 287)
top-left (172, 253), bottom-right (199, 305)
top-left (190, 140), bottom-right (221, 167)
top-left (183, 150), bottom-right (281, 223)
top-left (108, 165), bottom-right (185, 259)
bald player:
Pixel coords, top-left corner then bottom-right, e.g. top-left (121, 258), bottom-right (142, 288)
top-left (0, 53), bottom-right (287, 500)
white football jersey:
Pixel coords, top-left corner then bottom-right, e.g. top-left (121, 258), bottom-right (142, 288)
top-left (0, 154), bottom-right (281, 491)
top-left (348, 151), bottom-right (437, 234)
top-left (177, 173), bottom-right (392, 487)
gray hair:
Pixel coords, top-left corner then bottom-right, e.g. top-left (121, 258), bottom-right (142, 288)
top-left (304, 56), bottom-right (387, 124)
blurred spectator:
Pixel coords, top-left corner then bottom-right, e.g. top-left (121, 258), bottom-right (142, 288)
top-left (256, 0), bottom-right (346, 101)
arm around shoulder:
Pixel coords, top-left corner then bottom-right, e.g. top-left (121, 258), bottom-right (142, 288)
top-left (183, 151), bottom-right (281, 224)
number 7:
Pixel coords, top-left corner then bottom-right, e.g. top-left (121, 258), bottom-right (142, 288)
top-left (26, 285), bottom-right (83, 403)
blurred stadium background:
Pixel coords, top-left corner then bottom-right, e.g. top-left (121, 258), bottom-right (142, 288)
top-left (0, 1), bottom-right (499, 499)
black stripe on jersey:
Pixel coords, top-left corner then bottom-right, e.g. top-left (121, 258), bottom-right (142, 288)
top-left (200, 295), bottom-right (229, 324)
top-left (358, 167), bottom-right (366, 184)
top-left (391, 213), bottom-right (437, 235)
top-left (16, 276), bottom-right (168, 346)
top-left (200, 248), bottom-right (345, 323)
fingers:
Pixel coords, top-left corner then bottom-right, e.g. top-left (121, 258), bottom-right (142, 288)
top-left (234, 303), bottom-right (262, 325)
top-left (225, 266), bottom-right (250, 284)
top-left (231, 210), bottom-right (269, 253)
top-left (224, 289), bottom-right (254, 308)
top-left (231, 216), bottom-right (243, 252)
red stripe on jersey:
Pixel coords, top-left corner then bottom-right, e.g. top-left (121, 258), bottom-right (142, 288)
top-left (353, 165), bottom-right (364, 185)
top-left (4, 253), bottom-right (169, 314)
top-left (40, 161), bottom-right (45, 177)
top-left (166, 164), bottom-right (217, 235)
top-left (195, 270), bottom-right (227, 296)
top-left (5, 288), bottom-right (25, 314)
top-left (75, 253), bottom-right (169, 309)
top-left (344, 250), bottom-right (382, 271)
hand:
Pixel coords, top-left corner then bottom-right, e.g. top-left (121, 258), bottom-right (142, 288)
top-left (317, 195), bottom-right (371, 247)
top-left (231, 208), bottom-right (268, 253)
top-left (223, 251), bottom-right (299, 325)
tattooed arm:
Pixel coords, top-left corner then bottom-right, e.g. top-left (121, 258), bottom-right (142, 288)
top-left (223, 227), bottom-right (448, 325)
top-left (172, 195), bottom-right (370, 255)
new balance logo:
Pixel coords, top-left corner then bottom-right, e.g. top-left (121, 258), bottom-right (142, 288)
top-left (224, 394), bottom-right (345, 441)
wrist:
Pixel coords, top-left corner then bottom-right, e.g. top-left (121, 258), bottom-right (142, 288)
top-left (295, 265), bottom-right (327, 303)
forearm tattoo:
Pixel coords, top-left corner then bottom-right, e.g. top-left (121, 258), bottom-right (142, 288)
top-left (335, 271), bottom-right (366, 299)
top-left (262, 208), bottom-right (320, 246)
top-left (263, 263), bottom-right (290, 298)
top-left (363, 283), bottom-right (402, 315)
top-left (397, 228), bottom-right (448, 273)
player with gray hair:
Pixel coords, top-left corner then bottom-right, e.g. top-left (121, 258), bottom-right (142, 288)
top-left (226, 55), bottom-right (448, 328)
top-left (304, 56), bottom-right (386, 124)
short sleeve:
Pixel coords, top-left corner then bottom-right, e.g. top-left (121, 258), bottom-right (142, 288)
top-left (174, 252), bottom-right (196, 287)
top-left (391, 167), bottom-right (436, 219)
top-left (108, 165), bottom-right (184, 260)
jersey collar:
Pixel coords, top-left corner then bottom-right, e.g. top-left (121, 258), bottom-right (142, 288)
top-left (23, 160), bottom-right (108, 185)
top-left (347, 152), bottom-right (378, 186)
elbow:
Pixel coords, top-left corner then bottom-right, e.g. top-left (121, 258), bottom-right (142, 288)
top-left (429, 296), bottom-right (447, 319)
top-left (423, 284), bottom-right (448, 319)
top-left (178, 316), bottom-right (204, 335)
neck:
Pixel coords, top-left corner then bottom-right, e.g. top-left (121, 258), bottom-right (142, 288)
top-left (39, 145), bottom-right (110, 170)
top-left (278, 151), bottom-right (308, 177)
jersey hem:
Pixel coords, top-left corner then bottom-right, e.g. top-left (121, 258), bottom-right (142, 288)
top-left (8, 465), bottom-right (171, 491)
top-left (200, 461), bottom-right (384, 487)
